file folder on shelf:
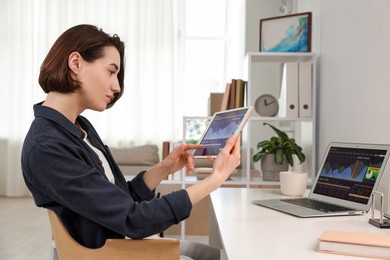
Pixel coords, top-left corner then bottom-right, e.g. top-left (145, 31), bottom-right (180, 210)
top-left (285, 63), bottom-right (299, 117)
top-left (298, 62), bottom-right (313, 118)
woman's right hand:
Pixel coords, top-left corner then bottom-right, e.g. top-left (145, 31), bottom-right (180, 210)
top-left (208, 135), bottom-right (241, 184)
top-left (185, 135), bottom-right (241, 205)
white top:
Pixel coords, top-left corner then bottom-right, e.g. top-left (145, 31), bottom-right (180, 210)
top-left (80, 127), bottom-right (115, 183)
top-left (209, 188), bottom-right (387, 260)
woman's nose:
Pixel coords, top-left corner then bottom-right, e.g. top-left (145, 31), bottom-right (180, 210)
top-left (112, 80), bottom-right (121, 93)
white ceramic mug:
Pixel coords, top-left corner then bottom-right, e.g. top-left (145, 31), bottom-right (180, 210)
top-left (279, 171), bottom-right (308, 197)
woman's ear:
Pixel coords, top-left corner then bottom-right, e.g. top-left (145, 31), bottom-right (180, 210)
top-left (68, 52), bottom-right (82, 74)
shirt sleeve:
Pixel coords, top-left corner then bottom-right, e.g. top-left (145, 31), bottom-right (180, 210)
top-left (24, 141), bottom-right (192, 238)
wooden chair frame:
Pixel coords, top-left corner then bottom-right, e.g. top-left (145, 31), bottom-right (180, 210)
top-left (48, 210), bottom-right (180, 260)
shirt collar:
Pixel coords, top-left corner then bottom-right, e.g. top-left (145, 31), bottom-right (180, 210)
top-left (33, 102), bottom-right (84, 138)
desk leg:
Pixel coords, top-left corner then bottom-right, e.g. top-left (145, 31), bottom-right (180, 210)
top-left (208, 199), bottom-right (223, 249)
top-left (209, 201), bottom-right (228, 259)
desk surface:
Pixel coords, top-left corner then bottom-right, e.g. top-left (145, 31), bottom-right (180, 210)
top-left (209, 188), bottom-right (389, 260)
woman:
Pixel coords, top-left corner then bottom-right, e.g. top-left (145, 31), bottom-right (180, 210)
top-left (21, 24), bottom-right (240, 259)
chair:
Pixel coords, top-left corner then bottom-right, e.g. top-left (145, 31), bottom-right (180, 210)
top-left (47, 210), bottom-right (180, 260)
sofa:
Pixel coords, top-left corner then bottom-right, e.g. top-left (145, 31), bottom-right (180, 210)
top-left (109, 144), bottom-right (160, 179)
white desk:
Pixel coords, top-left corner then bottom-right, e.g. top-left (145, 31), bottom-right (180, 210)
top-left (209, 188), bottom-right (389, 260)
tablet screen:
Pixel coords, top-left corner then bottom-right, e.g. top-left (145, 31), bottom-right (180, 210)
top-left (193, 106), bottom-right (253, 158)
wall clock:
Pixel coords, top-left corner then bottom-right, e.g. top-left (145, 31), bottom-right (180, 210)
top-left (254, 94), bottom-right (279, 117)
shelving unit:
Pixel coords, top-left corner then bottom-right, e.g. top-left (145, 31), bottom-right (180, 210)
top-left (171, 52), bottom-right (318, 188)
top-left (242, 52), bottom-right (318, 186)
top-left (159, 52), bottom-right (318, 240)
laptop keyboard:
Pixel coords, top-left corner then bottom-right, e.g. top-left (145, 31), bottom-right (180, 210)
top-left (281, 198), bottom-right (353, 213)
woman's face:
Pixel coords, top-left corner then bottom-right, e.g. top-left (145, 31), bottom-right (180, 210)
top-left (77, 46), bottom-right (121, 111)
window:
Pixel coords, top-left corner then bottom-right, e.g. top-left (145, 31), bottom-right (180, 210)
top-left (174, 0), bottom-right (244, 140)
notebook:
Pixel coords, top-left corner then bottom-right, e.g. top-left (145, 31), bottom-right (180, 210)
top-left (252, 142), bottom-right (390, 217)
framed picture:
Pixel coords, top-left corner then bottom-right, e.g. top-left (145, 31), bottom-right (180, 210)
top-left (259, 12), bottom-right (312, 52)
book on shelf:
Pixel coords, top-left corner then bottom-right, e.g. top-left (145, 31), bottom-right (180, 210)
top-left (220, 83), bottom-right (231, 111)
top-left (209, 93), bottom-right (224, 116)
top-left (228, 79), bottom-right (236, 109)
top-left (235, 79), bottom-right (246, 108)
top-left (318, 229), bottom-right (390, 259)
top-left (220, 79), bottom-right (247, 111)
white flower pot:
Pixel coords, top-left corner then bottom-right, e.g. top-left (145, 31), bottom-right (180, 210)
top-left (280, 171), bottom-right (308, 196)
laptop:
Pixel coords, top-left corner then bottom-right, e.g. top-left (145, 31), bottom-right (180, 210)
top-left (252, 142), bottom-right (390, 217)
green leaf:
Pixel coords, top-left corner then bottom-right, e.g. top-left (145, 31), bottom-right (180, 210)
top-left (256, 140), bottom-right (270, 150)
top-left (264, 122), bottom-right (289, 140)
top-left (285, 151), bottom-right (294, 167)
top-left (275, 149), bottom-right (284, 164)
top-left (253, 151), bottom-right (267, 162)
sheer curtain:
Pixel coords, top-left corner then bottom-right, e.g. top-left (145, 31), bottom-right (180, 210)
top-left (0, 0), bottom-right (176, 196)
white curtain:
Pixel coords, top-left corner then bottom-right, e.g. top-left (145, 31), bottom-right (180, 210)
top-left (0, 0), bottom-right (176, 196)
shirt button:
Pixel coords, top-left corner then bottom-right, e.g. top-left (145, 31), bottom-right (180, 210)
top-left (98, 159), bottom-right (103, 165)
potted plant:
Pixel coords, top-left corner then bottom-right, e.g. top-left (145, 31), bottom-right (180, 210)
top-left (253, 122), bottom-right (305, 181)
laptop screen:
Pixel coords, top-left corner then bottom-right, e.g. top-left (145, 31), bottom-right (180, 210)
top-left (312, 146), bottom-right (388, 205)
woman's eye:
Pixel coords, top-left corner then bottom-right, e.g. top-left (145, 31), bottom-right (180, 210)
top-left (109, 71), bottom-right (115, 76)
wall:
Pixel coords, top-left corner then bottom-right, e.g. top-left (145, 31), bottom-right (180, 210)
top-left (296, 0), bottom-right (390, 210)
top-left (296, 0), bottom-right (390, 160)
top-left (245, 0), bottom-right (281, 53)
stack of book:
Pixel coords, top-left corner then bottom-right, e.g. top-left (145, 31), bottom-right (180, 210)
top-left (220, 79), bottom-right (247, 111)
top-left (209, 79), bottom-right (247, 116)
top-left (318, 229), bottom-right (390, 259)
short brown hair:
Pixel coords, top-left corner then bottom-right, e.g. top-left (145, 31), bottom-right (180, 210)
top-left (39, 24), bottom-right (125, 108)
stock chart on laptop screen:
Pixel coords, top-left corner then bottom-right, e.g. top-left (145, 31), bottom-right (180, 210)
top-left (313, 146), bottom-right (387, 204)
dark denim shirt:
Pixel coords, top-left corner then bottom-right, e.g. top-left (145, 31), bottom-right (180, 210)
top-left (21, 103), bottom-right (192, 248)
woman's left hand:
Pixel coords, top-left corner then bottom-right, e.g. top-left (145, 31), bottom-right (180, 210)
top-left (161, 144), bottom-right (203, 175)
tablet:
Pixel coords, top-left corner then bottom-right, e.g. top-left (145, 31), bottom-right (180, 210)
top-left (193, 106), bottom-right (254, 158)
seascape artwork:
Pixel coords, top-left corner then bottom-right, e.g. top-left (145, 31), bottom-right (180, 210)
top-left (260, 13), bottom-right (311, 52)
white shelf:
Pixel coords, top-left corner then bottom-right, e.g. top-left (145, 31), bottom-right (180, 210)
top-left (246, 52), bottom-right (316, 63)
top-left (249, 116), bottom-right (313, 121)
top-left (243, 52), bottom-right (318, 186)
top-left (161, 176), bottom-right (314, 187)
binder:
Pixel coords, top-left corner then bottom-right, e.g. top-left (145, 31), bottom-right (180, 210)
top-left (286, 63), bottom-right (299, 117)
top-left (299, 62), bottom-right (313, 118)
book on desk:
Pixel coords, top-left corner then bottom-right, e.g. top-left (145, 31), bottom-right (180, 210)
top-left (318, 230), bottom-right (390, 259)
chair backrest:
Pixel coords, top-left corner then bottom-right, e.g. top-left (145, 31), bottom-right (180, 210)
top-left (47, 210), bottom-right (180, 260)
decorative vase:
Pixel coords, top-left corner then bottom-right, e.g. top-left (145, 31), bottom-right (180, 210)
top-left (261, 154), bottom-right (288, 181)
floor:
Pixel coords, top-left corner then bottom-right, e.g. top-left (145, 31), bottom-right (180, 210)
top-left (0, 196), bottom-right (51, 260)
top-left (0, 196), bottom-right (207, 260)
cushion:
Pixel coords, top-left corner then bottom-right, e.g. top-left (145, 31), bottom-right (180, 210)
top-left (110, 145), bottom-right (159, 166)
